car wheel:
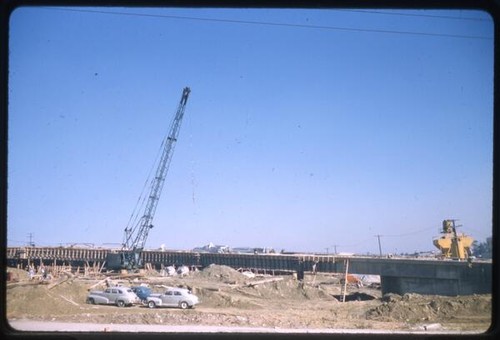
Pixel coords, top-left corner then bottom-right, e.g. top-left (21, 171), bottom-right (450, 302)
top-left (179, 301), bottom-right (188, 309)
top-left (87, 298), bottom-right (95, 305)
top-left (148, 301), bottom-right (156, 308)
top-left (116, 300), bottom-right (125, 307)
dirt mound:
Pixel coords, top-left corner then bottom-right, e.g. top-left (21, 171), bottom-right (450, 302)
top-left (7, 280), bottom-right (89, 319)
top-left (7, 267), bottom-right (30, 282)
top-left (192, 264), bottom-right (247, 284)
top-left (366, 293), bottom-right (491, 324)
top-left (6, 267), bottom-right (492, 332)
top-left (241, 278), bottom-right (337, 302)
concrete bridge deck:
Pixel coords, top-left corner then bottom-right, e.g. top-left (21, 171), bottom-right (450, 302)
top-left (6, 246), bottom-right (492, 296)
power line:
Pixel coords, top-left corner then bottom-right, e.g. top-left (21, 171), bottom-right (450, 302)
top-left (7, 238), bottom-right (28, 245)
top-left (44, 7), bottom-right (492, 40)
top-left (382, 225), bottom-right (437, 238)
top-left (329, 237), bottom-right (373, 249)
top-left (328, 225), bottom-right (434, 250)
top-left (336, 9), bottom-right (490, 22)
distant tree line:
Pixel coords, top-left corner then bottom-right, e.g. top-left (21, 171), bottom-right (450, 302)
top-left (472, 237), bottom-right (492, 259)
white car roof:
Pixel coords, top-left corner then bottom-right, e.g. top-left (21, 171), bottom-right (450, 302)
top-left (166, 287), bottom-right (189, 292)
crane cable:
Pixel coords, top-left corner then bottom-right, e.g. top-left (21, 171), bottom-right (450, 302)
top-left (124, 131), bottom-right (169, 246)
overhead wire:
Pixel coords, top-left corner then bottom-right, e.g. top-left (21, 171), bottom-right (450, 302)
top-left (44, 7), bottom-right (492, 40)
top-left (335, 224), bottom-right (437, 245)
top-left (380, 225), bottom-right (437, 238)
top-left (330, 237), bottom-right (373, 248)
top-left (336, 9), bottom-right (490, 22)
top-left (34, 6), bottom-right (491, 251)
top-left (329, 225), bottom-right (438, 252)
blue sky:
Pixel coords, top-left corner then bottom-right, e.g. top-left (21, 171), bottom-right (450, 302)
top-left (7, 7), bottom-right (494, 254)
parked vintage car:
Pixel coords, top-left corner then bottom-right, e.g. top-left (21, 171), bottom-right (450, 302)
top-left (146, 287), bottom-right (199, 309)
top-left (86, 287), bottom-right (140, 307)
top-left (131, 286), bottom-right (152, 304)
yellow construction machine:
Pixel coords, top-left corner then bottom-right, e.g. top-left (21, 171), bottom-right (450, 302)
top-left (433, 219), bottom-right (473, 260)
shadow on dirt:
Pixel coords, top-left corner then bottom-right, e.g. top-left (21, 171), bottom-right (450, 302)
top-left (332, 292), bottom-right (378, 302)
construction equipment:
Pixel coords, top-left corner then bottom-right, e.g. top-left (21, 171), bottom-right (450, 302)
top-left (106, 87), bottom-right (191, 270)
top-left (433, 219), bottom-right (474, 260)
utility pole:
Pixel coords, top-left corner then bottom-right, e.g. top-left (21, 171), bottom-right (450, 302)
top-left (27, 233), bottom-right (35, 247)
top-left (375, 234), bottom-right (383, 256)
top-left (331, 244), bottom-right (338, 255)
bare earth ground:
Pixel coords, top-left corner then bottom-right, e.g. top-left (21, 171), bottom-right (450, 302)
top-left (5, 265), bottom-right (492, 334)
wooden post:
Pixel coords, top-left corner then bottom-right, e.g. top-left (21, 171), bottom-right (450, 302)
top-left (342, 258), bottom-right (349, 303)
top-left (311, 262), bottom-right (318, 285)
top-left (98, 261), bottom-right (106, 274)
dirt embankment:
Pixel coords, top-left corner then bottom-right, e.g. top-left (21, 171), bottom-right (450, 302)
top-left (5, 265), bottom-right (492, 332)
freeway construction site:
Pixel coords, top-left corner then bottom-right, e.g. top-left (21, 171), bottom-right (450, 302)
top-left (4, 88), bottom-right (493, 333)
top-left (5, 260), bottom-right (492, 333)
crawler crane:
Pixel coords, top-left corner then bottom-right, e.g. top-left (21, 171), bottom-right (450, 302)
top-left (433, 219), bottom-right (474, 260)
top-left (106, 87), bottom-right (191, 270)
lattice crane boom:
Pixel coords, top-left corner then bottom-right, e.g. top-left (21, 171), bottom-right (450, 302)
top-left (120, 87), bottom-right (190, 268)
